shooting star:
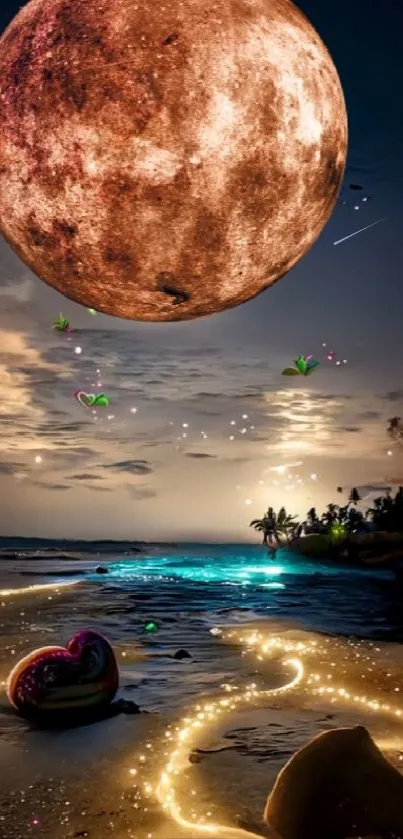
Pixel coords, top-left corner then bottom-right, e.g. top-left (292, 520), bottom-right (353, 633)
top-left (333, 217), bottom-right (387, 247)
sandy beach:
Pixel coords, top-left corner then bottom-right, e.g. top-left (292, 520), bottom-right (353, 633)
top-left (1, 549), bottom-right (403, 839)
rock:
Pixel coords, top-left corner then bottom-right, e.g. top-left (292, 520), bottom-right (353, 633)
top-left (172, 649), bottom-right (192, 660)
top-left (114, 698), bottom-right (141, 715)
top-left (264, 725), bottom-right (403, 839)
top-left (95, 565), bottom-right (108, 574)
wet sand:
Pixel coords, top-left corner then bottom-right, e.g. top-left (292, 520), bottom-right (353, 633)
top-left (1, 573), bottom-right (403, 839)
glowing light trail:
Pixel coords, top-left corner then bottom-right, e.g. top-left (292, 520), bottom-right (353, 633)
top-left (154, 657), bottom-right (303, 838)
top-left (129, 628), bottom-right (403, 839)
top-left (333, 216), bottom-right (387, 246)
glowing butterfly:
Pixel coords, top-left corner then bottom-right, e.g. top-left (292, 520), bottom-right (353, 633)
top-left (52, 313), bottom-right (71, 332)
top-left (282, 355), bottom-right (319, 376)
top-left (75, 391), bottom-right (110, 408)
top-left (93, 394), bottom-right (110, 406)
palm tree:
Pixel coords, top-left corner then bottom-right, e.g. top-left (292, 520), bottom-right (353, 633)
top-left (250, 506), bottom-right (299, 549)
top-left (321, 503), bottom-right (339, 530)
top-left (348, 487), bottom-right (361, 505)
top-left (345, 507), bottom-right (365, 533)
top-left (276, 506), bottom-right (299, 544)
top-left (319, 491), bottom-right (361, 534)
top-left (365, 488), bottom-right (403, 532)
top-left (299, 506), bottom-right (323, 535)
top-left (250, 507), bottom-right (277, 548)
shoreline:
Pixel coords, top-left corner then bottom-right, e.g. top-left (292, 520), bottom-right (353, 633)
top-left (1, 562), bottom-right (403, 838)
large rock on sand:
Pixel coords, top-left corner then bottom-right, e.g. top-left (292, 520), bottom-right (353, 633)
top-left (264, 725), bottom-right (403, 839)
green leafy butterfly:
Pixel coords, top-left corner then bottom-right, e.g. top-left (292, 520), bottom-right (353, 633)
top-left (282, 355), bottom-right (320, 376)
top-left (52, 313), bottom-right (71, 332)
top-left (93, 394), bottom-right (110, 406)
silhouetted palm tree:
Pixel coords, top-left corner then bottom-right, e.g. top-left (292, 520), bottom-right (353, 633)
top-left (250, 506), bottom-right (299, 548)
top-left (348, 487), bottom-right (361, 505)
top-left (365, 488), bottom-right (403, 532)
top-left (345, 507), bottom-right (365, 533)
top-left (321, 503), bottom-right (339, 529)
top-left (250, 488), bottom-right (403, 559)
top-left (299, 506), bottom-right (323, 535)
top-left (250, 507), bottom-right (277, 548)
top-left (276, 506), bottom-right (299, 543)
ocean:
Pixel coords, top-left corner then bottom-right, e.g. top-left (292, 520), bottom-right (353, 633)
top-left (0, 540), bottom-right (401, 642)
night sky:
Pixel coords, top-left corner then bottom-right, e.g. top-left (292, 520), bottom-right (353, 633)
top-left (1, 0), bottom-right (403, 542)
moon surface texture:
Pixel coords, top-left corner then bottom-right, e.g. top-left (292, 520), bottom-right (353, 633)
top-left (0, 0), bottom-right (347, 321)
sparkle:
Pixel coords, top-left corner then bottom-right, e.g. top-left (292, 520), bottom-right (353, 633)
top-left (132, 630), bottom-right (403, 838)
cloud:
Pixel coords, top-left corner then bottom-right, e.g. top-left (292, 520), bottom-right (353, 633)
top-left (125, 485), bottom-right (157, 500)
top-left (357, 484), bottom-right (392, 495)
top-left (0, 277), bottom-right (34, 304)
top-left (0, 462), bottom-right (19, 474)
top-left (382, 390), bottom-right (403, 402)
top-left (67, 473), bottom-right (103, 481)
top-left (185, 452), bottom-right (217, 459)
top-left (338, 426), bottom-right (361, 433)
top-left (84, 485), bottom-right (113, 492)
top-left (357, 411), bottom-right (381, 420)
top-left (33, 482), bottom-right (71, 491)
top-left (100, 459), bottom-right (153, 475)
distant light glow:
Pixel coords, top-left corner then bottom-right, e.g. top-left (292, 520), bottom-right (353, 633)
top-left (74, 346), bottom-right (82, 354)
top-left (34, 455), bottom-right (42, 463)
top-left (0, 581), bottom-right (79, 598)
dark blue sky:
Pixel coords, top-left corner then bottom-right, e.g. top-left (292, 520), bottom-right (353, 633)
top-left (0, 0), bottom-right (402, 540)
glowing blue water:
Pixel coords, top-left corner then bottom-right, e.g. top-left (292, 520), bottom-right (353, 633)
top-left (89, 545), bottom-right (400, 640)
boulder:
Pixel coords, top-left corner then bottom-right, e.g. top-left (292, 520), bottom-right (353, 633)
top-left (264, 725), bottom-right (403, 839)
top-left (172, 649), bottom-right (192, 660)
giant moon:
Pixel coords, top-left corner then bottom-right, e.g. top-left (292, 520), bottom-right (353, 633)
top-left (0, 0), bottom-right (347, 321)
